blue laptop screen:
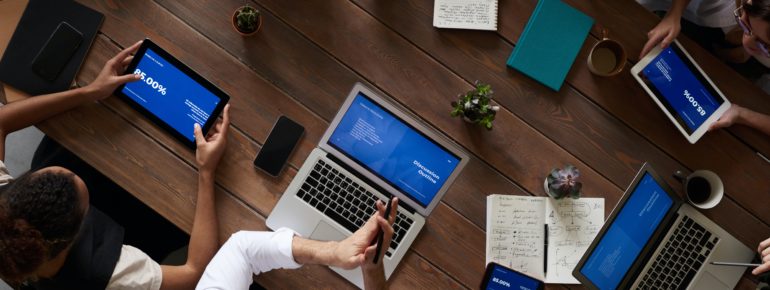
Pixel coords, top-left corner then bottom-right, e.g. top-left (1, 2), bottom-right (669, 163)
top-left (638, 45), bottom-right (723, 133)
top-left (579, 173), bottom-right (674, 289)
top-left (328, 93), bottom-right (460, 207)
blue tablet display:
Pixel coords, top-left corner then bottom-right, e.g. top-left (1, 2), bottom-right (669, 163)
top-left (121, 47), bottom-right (221, 142)
top-left (328, 93), bottom-right (460, 207)
top-left (579, 173), bottom-right (674, 289)
top-left (485, 264), bottom-right (542, 290)
top-left (639, 45), bottom-right (724, 133)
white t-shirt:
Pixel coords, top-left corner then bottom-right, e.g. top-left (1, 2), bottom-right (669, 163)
top-left (0, 161), bottom-right (162, 290)
top-left (637, 0), bottom-right (737, 28)
top-left (196, 228), bottom-right (303, 290)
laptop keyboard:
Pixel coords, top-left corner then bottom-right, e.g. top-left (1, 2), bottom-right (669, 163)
top-left (637, 216), bottom-right (718, 290)
top-left (296, 159), bottom-right (414, 257)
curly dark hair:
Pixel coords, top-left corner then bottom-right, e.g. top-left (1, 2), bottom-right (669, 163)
top-left (0, 170), bottom-right (85, 285)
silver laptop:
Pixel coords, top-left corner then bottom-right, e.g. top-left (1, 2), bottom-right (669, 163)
top-left (573, 163), bottom-right (753, 290)
top-left (266, 83), bottom-right (469, 288)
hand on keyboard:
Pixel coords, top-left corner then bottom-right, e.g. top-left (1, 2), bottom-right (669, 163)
top-left (330, 198), bottom-right (399, 270)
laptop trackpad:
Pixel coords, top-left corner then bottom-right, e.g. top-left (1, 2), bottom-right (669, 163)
top-left (310, 221), bottom-right (347, 242)
top-left (690, 272), bottom-right (729, 290)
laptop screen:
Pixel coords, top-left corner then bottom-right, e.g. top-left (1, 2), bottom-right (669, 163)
top-left (328, 92), bottom-right (461, 207)
top-left (578, 173), bottom-right (674, 289)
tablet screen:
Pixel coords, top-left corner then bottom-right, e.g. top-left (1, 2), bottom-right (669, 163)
top-left (638, 45), bottom-right (724, 134)
top-left (121, 47), bottom-right (222, 142)
top-left (483, 263), bottom-right (543, 290)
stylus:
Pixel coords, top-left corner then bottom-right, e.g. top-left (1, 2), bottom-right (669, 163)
top-left (373, 197), bottom-right (393, 264)
top-left (710, 262), bottom-right (762, 267)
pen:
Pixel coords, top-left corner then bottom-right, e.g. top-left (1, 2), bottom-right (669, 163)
top-left (373, 197), bottom-right (393, 264)
top-left (710, 261), bottom-right (762, 267)
top-left (543, 224), bottom-right (548, 273)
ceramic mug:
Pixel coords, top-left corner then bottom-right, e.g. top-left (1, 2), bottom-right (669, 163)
top-left (674, 170), bottom-right (724, 209)
top-left (587, 29), bottom-right (627, 76)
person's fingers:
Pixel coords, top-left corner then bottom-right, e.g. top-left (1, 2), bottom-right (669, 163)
top-left (661, 30), bottom-right (677, 49)
top-left (121, 55), bottom-right (134, 67)
top-left (111, 40), bottom-right (143, 65)
top-left (762, 246), bottom-right (770, 257)
top-left (220, 105), bottom-right (231, 136)
top-left (758, 238), bottom-right (770, 253)
top-left (377, 216), bottom-right (394, 236)
top-left (640, 29), bottom-right (666, 58)
top-left (114, 73), bottom-right (141, 85)
top-left (363, 244), bottom-right (377, 261)
top-left (753, 262), bottom-right (770, 275)
top-left (194, 123), bottom-right (206, 146)
top-left (389, 198), bottom-right (399, 224)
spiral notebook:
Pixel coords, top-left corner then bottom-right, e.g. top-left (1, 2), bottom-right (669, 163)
top-left (486, 195), bottom-right (604, 284)
top-left (433, 0), bottom-right (498, 31)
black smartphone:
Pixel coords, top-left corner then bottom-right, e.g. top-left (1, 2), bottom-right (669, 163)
top-left (254, 116), bottom-right (305, 176)
top-left (31, 22), bottom-right (84, 81)
top-left (480, 262), bottom-right (544, 290)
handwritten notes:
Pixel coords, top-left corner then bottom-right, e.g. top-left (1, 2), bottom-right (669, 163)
top-left (486, 195), bottom-right (604, 284)
top-left (433, 0), bottom-right (498, 31)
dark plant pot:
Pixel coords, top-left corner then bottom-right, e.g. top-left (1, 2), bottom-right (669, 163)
top-left (232, 7), bottom-right (262, 36)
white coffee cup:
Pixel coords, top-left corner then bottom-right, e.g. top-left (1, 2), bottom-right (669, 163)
top-left (675, 170), bottom-right (724, 209)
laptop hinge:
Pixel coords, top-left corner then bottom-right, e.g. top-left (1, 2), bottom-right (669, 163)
top-left (325, 153), bottom-right (417, 215)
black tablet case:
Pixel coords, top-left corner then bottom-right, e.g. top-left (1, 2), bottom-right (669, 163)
top-left (0, 0), bottom-right (103, 96)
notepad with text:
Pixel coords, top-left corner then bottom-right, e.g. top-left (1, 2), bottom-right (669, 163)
top-left (486, 195), bottom-right (604, 284)
top-left (433, 0), bottom-right (498, 31)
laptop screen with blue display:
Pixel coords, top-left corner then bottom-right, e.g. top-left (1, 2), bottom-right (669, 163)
top-left (328, 93), bottom-right (460, 207)
top-left (578, 173), bottom-right (674, 289)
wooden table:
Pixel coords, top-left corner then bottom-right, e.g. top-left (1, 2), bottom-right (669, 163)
top-left (3, 0), bottom-right (769, 289)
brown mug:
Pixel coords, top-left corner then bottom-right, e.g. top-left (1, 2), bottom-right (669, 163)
top-left (587, 29), bottom-right (627, 76)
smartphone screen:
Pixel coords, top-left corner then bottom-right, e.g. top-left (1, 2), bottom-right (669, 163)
top-left (480, 263), bottom-right (544, 290)
top-left (31, 22), bottom-right (83, 81)
top-left (254, 116), bottom-right (305, 176)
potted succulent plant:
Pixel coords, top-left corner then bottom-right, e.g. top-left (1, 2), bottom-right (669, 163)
top-left (544, 165), bottom-right (582, 199)
top-left (232, 5), bottom-right (262, 36)
top-left (450, 81), bottom-right (499, 130)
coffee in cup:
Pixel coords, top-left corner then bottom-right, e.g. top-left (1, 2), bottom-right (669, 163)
top-left (674, 170), bottom-right (724, 209)
top-left (587, 29), bottom-right (627, 76)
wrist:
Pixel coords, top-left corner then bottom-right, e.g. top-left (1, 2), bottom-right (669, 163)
top-left (76, 86), bottom-right (98, 102)
top-left (198, 169), bottom-right (215, 181)
top-left (293, 237), bottom-right (338, 266)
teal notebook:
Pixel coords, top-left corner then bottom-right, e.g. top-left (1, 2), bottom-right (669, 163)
top-left (506, 0), bottom-right (593, 91)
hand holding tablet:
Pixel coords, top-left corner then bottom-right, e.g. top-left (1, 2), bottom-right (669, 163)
top-left (631, 40), bottom-right (731, 144)
top-left (114, 39), bottom-right (230, 148)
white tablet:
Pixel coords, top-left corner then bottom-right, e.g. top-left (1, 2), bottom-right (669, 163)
top-left (631, 40), bottom-right (731, 144)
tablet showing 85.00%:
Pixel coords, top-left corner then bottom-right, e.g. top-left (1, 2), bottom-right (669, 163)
top-left (133, 68), bottom-right (167, 95)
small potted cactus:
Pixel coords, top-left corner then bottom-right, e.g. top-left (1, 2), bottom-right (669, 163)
top-left (232, 5), bottom-right (262, 36)
top-left (544, 165), bottom-right (582, 199)
top-left (450, 81), bottom-right (499, 130)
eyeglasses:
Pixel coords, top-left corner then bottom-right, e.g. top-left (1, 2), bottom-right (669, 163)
top-left (735, 5), bottom-right (770, 57)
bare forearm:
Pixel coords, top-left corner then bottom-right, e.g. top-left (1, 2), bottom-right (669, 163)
top-left (738, 108), bottom-right (770, 136)
top-left (292, 236), bottom-right (337, 265)
top-left (186, 171), bottom-right (218, 272)
top-left (0, 86), bottom-right (96, 134)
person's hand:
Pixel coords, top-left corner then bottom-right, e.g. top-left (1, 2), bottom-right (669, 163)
top-left (709, 104), bottom-right (744, 131)
top-left (194, 104), bottom-right (230, 174)
top-left (752, 237), bottom-right (770, 275)
top-left (84, 40), bottom-right (143, 100)
top-left (640, 14), bottom-right (681, 59)
top-left (329, 198), bottom-right (398, 270)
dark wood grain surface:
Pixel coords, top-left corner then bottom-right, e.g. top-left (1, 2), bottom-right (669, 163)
top-left (7, 0), bottom-right (767, 289)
